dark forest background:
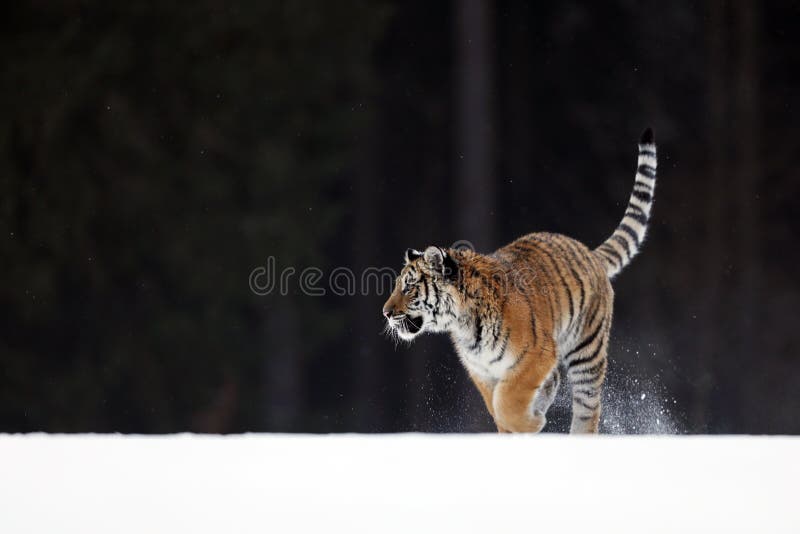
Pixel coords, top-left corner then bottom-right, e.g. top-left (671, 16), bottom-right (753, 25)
top-left (1, 0), bottom-right (798, 434)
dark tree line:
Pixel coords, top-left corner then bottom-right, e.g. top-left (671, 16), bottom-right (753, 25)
top-left (1, 1), bottom-right (798, 434)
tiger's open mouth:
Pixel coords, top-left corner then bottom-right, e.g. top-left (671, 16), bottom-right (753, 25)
top-left (404, 315), bottom-right (424, 333)
top-left (390, 314), bottom-right (424, 339)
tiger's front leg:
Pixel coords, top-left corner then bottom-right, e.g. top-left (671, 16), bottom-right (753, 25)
top-left (492, 339), bottom-right (558, 433)
top-left (468, 371), bottom-right (509, 433)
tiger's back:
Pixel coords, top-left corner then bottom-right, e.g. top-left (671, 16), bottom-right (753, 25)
top-left (496, 231), bottom-right (613, 351)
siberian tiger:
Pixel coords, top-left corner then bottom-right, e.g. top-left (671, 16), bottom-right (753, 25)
top-left (382, 129), bottom-right (657, 433)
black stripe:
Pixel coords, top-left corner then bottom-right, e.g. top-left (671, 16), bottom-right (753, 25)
top-left (639, 149), bottom-right (656, 157)
top-left (626, 204), bottom-right (645, 215)
top-left (572, 386), bottom-right (601, 398)
top-left (564, 242), bottom-right (589, 312)
top-left (624, 209), bottom-right (649, 226)
top-left (567, 349), bottom-right (602, 374)
top-left (544, 242), bottom-right (575, 327)
top-left (611, 234), bottom-right (633, 258)
top-left (637, 164), bottom-right (656, 178)
top-left (632, 189), bottom-right (653, 204)
top-left (510, 242), bottom-right (557, 325)
top-left (567, 342), bottom-right (603, 369)
top-left (424, 277), bottom-right (434, 308)
top-left (502, 343), bottom-right (530, 375)
top-left (552, 239), bottom-right (585, 334)
top-left (565, 320), bottom-right (605, 365)
top-left (553, 240), bottom-right (585, 312)
top-left (569, 264), bottom-right (585, 332)
top-left (573, 396), bottom-right (599, 411)
top-left (597, 245), bottom-right (623, 268)
top-left (613, 231), bottom-right (636, 255)
top-left (597, 246), bottom-right (625, 265)
top-left (570, 373), bottom-right (603, 386)
top-left (570, 356), bottom-right (606, 377)
top-left (470, 316), bottom-right (483, 352)
top-left (618, 223), bottom-right (641, 248)
top-left (569, 330), bottom-right (609, 389)
top-left (585, 300), bottom-right (603, 331)
top-left (489, 329), bottom-right (511, 364)
top-left (505, 352), bottom-right (524, 372)
top-left (524, 238), bottom-right (574, 326)
top-left (490, 315), bottom-right (503, 350)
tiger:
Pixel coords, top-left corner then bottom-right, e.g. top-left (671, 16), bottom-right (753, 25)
top-left (382, 128), bottom-right (657, 433)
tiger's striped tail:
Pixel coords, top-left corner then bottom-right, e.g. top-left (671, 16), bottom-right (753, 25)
top-left (595, 128), bottom-right (657, 279)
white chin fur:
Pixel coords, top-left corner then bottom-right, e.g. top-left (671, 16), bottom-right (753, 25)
top-left (396, 328), bottom-right (422, 341)
top-left (391, 319), bottom-right (426, 341)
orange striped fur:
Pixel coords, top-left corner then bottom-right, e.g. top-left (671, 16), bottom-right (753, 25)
top-left (383, 129), bottom-right (657, 433)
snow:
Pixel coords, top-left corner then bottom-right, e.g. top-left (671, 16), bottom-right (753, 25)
top-left (0, 433), bottom-right (797, 533)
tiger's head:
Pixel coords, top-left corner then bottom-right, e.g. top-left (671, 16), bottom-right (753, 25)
top-left (382, 246), bottom-right (461, 342)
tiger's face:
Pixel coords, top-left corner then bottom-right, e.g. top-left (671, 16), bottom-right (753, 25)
top-left (382, 246), bottom-right (459, 342)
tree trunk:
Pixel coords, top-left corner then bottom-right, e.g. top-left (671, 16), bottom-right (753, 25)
top-left (734, 0), bottom-right (761, 430)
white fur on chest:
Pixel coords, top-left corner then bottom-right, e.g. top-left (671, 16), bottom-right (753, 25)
top-left (451, 332), bottom-right (517, 381)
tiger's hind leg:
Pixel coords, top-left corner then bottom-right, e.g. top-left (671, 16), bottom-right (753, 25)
top-left (566, 323), bottom-right (610, 434)
top-left (531, 366), bottom-right (560, 416)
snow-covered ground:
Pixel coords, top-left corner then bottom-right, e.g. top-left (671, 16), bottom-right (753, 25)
top-left (0, 433), bottom-right (796, 533)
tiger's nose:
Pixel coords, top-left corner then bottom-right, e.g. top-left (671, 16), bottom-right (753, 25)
top-left (382, 306), bottom-right (393, 319)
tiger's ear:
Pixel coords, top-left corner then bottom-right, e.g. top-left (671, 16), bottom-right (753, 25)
top-left (423, 246), bottom-right (445, 274)
top-left (442, 250), bottom-right (459, 281)
top-left (404, 248), bottom-right (423, 264)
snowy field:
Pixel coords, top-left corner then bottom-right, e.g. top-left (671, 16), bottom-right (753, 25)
top-left (1, 434), bottom-right (797, 533)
